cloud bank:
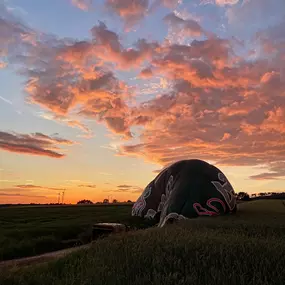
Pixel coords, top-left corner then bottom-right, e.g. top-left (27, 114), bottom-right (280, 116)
top-left (0, 131), bottom-right (74, 158)
top-left (1, 1), bottom-right (285, 180)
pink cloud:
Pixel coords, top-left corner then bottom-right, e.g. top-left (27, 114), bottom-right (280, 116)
top-left (71, 0), bottom-right (92, 10)
top-left (215, 0), bottom-right (239, 6)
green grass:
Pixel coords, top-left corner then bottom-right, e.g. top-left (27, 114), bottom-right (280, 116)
top-left (1, 200), bottom-right (285, 285)
top-left (0, 204), bottom-right (134, 261)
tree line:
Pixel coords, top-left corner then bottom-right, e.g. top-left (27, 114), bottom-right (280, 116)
top-left (77, 199), bottom-right (134, 205)
top-left (236, 191), bottom-right (285, 201)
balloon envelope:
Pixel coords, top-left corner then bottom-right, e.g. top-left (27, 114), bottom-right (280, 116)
top-left (131, 159), bottom-right (237, 227)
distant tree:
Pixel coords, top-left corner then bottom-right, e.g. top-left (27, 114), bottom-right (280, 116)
top-left (112, 199), bottom-right (118, 203)
top-left (77, 199), bottom-right (93, 205)
top-left (127, 200), bottom-right (132, 203)
top-left (103, 199), bottom-right (109, 204)
top-left (242, 194), bottom-right (250, 201)
top-left (237, 192), bottom-right (250, 201)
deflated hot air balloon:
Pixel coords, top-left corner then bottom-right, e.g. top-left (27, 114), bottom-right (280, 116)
top-left (131, 159), bottom-right (237, 227)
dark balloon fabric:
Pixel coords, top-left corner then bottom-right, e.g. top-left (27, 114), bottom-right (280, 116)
top-left (131, 159), bottom-right (237, 227)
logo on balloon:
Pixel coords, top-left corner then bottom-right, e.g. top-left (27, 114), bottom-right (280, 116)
top-left (131, 183), bottom-right (152, 217)
top-left (211, 172), bottom-right (236, 211)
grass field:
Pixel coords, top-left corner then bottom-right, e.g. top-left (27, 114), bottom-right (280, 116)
top-left (0, 204), bottom-right (135, 261)
top-left (0, 200), bottom-right (285, 285)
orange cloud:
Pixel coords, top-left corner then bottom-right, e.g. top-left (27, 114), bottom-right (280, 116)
top-left (89, 22), bottom-right (159, 69)
top-left (0, 131), bottom-right (75, 158)
top-left (0, 61), bottom-right (7, 68)
top-left (139, 67), bottom-right (153, 78)
top-left (104, 0), bottom-right (182, 28)
top-left (119, 35), bottom-right (285, 176)
top-left (105, 0), bottom-right (149, 28)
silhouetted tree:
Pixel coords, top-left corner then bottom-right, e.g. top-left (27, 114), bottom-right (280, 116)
top-left (237, 192), bottom-right (250, 201)
top-left (103, 199), bottom-right (109, 204)
top-left (112, 199), bottom-right (118, 203)
top-left (77, 199), bottom-right (93, 205)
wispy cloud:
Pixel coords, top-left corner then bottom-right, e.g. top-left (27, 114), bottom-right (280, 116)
top-left (15, 184), bottom-right (66, 191)
top-left (37, 112), bottom-right (92, 135)
top-left (99, 172), bottom-right (112, 176)
top-left (114, 184), bottom-right (143, 193)
top-left (250, 162), bottom-right (285, 180)
top-left (78, 184), bottom-right (96, 188)
top-left (0, 95), bottom-right (12, 105)
top-left (0, 192), bottom-right (47, 198)
top-left (215, 0), bottom-right (239, 6)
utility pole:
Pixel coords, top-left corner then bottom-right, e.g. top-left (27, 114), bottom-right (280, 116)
top-left (58, 192), bottom-right (61, 204)
top-left (62, 190), bottom-right (65, 204)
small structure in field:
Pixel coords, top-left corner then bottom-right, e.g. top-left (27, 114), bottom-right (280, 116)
top-left (92, 223), bottom-right (127, 239)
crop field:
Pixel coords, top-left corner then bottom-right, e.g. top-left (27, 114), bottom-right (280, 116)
top-left (0, 204), bottom-right (134, 261)
top-left (1, 200), bottom-right (285, 285)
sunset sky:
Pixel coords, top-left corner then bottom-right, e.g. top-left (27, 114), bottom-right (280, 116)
top-left (0, 0), bottom-right (285, 204)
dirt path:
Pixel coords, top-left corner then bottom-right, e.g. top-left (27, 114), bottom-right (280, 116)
top-left (0, 244), bottom-right (91, 270)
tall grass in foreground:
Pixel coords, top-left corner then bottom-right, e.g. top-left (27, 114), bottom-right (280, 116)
top-left (1, 200), bottom-right (285, 285)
